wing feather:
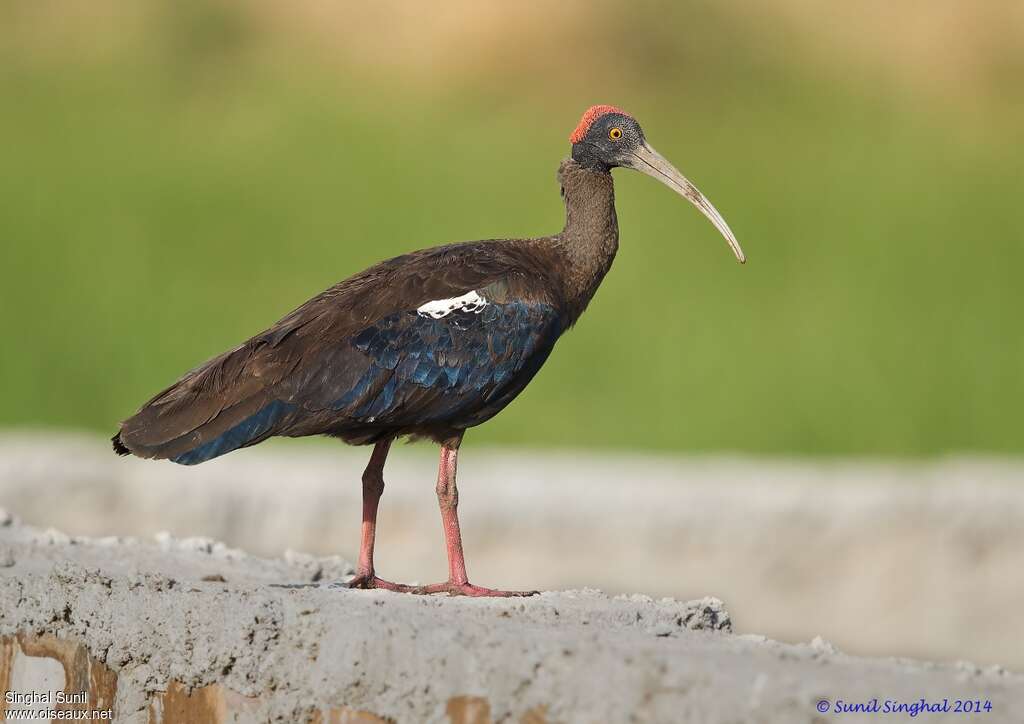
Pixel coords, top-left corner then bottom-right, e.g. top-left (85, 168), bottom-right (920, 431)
top-left (114, 240), bottom-right (565, 462)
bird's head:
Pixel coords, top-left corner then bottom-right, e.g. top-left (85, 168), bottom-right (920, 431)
top-left (570, 105), bottom-right (745, 263)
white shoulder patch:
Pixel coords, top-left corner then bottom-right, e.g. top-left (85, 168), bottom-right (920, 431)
top-left (416, 290), bottom-right (489, 319)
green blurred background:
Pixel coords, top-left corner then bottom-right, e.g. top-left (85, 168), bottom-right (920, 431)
top-left (2, 1), bottom-right (1022, 455)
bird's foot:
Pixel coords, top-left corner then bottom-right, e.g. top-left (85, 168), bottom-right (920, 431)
top-left (345, 572), bottom-right (537, 597)
top-left (412, 580), bottom-right (539, 597)
top-left (346, 572), bottom-right (416, 593)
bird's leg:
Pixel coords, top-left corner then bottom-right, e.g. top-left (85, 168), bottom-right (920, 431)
top-left (347, 439), bottom-right (409, 592)
top-left (414, 436), bottom-right (538, 598)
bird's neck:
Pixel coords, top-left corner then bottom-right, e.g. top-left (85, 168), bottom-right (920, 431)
top-left (552, 158), bottom-right (619, 322)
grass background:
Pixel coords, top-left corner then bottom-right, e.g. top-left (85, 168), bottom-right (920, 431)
top-left (2, 1), bottom-right (1022, 455)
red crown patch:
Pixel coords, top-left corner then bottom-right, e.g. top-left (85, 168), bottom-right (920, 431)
top-left (570, 105), bottom-right (629, 144)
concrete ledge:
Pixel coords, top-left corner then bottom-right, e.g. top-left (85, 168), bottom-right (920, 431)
top-left (2, 515), bottom-right (1022, 723)
top-left (4, 434), bottom-right (1024, 669)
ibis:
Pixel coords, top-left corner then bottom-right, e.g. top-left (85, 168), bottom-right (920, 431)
top-left (113, 105), bottom-right (745, 596)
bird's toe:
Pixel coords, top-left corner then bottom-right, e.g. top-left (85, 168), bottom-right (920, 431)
top-left (346, 573), bottom-right (416, 593)
top-left (415, 581), bottom-right (540, 598)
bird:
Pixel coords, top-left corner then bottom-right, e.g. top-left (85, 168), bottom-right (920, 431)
top-left (112, 104), bottom-right (745, 597)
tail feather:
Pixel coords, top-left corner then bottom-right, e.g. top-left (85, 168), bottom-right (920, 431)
top-left (114, 390), bottom-right (287, 464)
top-left (111, 338), bottom-right (296, 464)
top-left (111, 432), bottom-right (130, 456)
top-left (168, 399), bottom-right (292, 465)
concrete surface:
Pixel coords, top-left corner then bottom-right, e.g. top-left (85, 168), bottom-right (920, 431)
top-left (2, 432), bottom-right (1023, 671)
top-left (1, 513), bottom-right (1022, 723)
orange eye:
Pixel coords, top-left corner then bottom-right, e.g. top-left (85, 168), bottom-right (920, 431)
top-left (609, 127), bottom-right (623, 140)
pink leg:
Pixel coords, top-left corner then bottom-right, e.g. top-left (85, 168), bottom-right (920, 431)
top-left (413, 435), bottom-right (537, 597)
top-left (346, 439), bottom-right (411, 592)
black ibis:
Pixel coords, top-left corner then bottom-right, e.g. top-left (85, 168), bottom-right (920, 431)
top-left (113, 105), bottom-right (745, 597)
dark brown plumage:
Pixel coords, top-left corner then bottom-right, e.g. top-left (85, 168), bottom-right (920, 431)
top-left (113, 106), bottom-right (744, 596)
top-left (114, 160), bottom-right (620, 461)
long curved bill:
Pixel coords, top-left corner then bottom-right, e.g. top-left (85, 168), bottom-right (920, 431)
top-left (626, 142), bottom-right (746, 264)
